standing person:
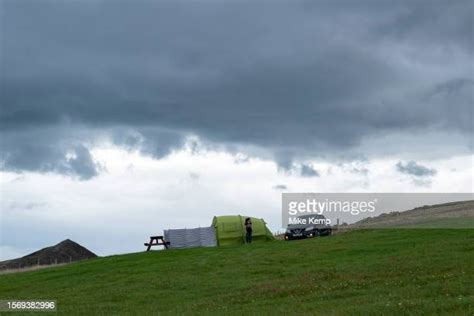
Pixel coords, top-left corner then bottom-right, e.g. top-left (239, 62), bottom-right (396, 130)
top-left (245, 217), bottom-right (252, 244)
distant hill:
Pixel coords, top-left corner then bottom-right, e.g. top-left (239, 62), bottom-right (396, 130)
top-left (0, 239), bottom-right (97, 270)
top-left (350, 200), bottom-right (474, 228)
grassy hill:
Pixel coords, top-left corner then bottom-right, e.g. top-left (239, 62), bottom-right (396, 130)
top-left (350, 200), bottom-right (474, 229)
top-left (1, 229), bottom-right (473, 315)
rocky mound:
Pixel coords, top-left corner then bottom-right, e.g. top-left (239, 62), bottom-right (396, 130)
top-left (0, 239), bottom-right (97, 270)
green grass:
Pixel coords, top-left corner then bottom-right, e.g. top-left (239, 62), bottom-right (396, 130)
top-left (1, 229), bottom-right (473, 315)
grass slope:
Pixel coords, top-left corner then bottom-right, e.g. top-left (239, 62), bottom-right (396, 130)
top-left (395, 217), bottom-right (474, 229)
top-left (1, 229), bottom-right (473, 315)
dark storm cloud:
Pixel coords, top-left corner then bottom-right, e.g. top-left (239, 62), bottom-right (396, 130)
top-left (396, 161), bottom-right (437, 177)
top-left (0, 128), bottom-right (101, 180)
top-left (111, 128), bottom-right (185, 159)
top-left (0, 140), bottom-right (101, 180)
top-left (1, 0), bottom-right (472, 178)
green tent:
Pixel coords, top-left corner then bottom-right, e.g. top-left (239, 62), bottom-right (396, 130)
top-left (211, 215), bottom-right (275, 246)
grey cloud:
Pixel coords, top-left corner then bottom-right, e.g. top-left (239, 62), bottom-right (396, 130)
top-left (300, 164), bottom-right (320, 178)
top-left (373, 1), bottom-right (473, 52)
top-left (6, 201), bottom-right (47, 211)
top-left (272, 184), bottom-right (288, 190)
top-left (66, 145), bottom-right (101, 180)
top-left (423, 78), bottom-right (474, 133)
top-left (350, 167), bottom-right (369, 175)
top-left (0, 128), bottom-right (101, 180)
top-left (337, 161), bottom-right (369, 175)
top-left (396, 161), bottom-right (437, 177)
top-left (1, 0), bottom-right (472, 175)
top-left (111, 128), bottom-right (184, 159)
top-left (411, 178), bottom-right (433, 187)
top-left (189, 172), bottom-right (199, 181)
top-left (233, 154), bottom-right (250, 164)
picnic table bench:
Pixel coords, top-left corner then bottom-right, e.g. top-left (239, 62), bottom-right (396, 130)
top-left (144, 236), bottom-right (170, 251)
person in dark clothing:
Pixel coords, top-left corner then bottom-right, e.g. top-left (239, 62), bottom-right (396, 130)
top-left (245, 217), bottom-right (252, 244)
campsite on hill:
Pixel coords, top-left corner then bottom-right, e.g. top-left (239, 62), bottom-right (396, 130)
top-left (2, 1), bottom-right (473, 315)
top-left (1, 228), bottom-right (473, 314)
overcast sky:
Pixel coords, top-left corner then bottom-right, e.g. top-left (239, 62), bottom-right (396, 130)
top-left (1, 0), bottom-right (473, 259)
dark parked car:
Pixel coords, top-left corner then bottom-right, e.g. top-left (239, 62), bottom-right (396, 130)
top-left (284, 214), bottom-right (332, 240)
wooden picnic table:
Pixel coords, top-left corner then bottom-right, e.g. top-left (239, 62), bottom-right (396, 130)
top-left (144, 236), bottom-right (170, 251)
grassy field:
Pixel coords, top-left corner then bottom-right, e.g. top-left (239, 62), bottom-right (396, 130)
top-left (1, 229), bottom-right (473, 315)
